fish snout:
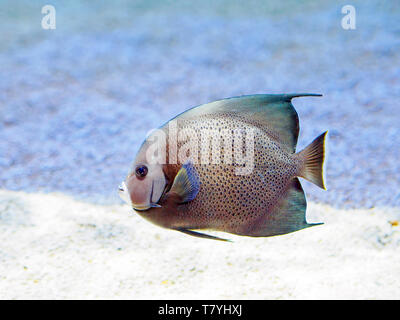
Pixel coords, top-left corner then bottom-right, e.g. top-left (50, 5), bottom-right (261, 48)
top-left (118, 181), bottom-right (131, 205)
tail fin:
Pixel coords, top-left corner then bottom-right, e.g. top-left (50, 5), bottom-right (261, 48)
top-left (298, 131), bottom-right (328, 190)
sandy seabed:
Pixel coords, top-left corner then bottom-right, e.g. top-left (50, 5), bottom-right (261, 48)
top-left (0, 0), bottom-right (399, 300)
top-left (0, 189), bottom-right (398, 299)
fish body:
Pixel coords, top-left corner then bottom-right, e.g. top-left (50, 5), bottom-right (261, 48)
top-left (119, 94), bottom-right (327, 241)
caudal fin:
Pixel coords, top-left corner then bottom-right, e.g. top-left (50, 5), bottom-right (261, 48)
top-left (298, 131), bottom-right (328, 190)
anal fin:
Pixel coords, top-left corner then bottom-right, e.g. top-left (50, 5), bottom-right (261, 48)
top-left (176, 228), bottom-right (232, 242)
top-left (246, 178), bottom-right (323, 237)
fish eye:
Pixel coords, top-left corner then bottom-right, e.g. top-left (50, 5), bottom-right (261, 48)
top-left (135, 165), bottom-right (148, 178)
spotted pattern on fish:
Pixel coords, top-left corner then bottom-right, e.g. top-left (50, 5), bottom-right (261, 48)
top-left (153, 112), bottom-right (300, 235)
top-left (123, 94), bottom-right (327, 240)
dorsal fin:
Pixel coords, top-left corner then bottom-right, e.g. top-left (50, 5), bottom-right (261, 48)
top-left (170, 94), bottom-right (322, 152)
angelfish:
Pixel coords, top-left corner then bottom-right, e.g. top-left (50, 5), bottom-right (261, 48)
top-left (119, 94), bottom-right (328, 241)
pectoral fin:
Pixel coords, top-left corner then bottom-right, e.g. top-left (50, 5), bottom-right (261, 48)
top-left (169, 161), bottom-right (200, 203)
top-left (176, 228), bottom-right (232, 242)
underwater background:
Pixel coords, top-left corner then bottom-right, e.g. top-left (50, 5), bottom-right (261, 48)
top-left (0, 0), bottom-right (399, 299)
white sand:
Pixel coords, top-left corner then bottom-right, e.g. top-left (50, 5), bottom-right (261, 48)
top-left (0, 189), bottom-right (399, 299)
top-left (1, 0), bottom-right (398, 300)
